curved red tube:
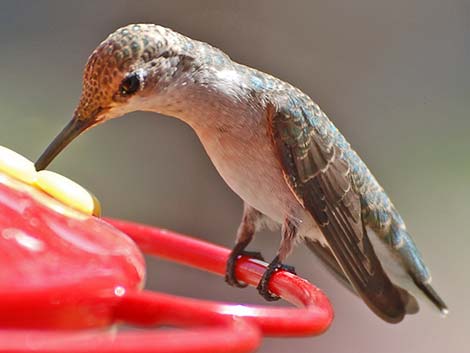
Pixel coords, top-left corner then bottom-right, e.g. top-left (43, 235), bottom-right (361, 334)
top-left (0, 324), bottom-right (260, 353)
top-left (106, 218), bottom-right (334, 336)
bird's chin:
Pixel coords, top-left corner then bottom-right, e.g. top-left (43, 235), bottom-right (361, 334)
top-left (100, 105), bottom-right (132, 122)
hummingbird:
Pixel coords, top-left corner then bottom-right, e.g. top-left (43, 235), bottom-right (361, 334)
top-left (35, 24), bottom-right (447, 323)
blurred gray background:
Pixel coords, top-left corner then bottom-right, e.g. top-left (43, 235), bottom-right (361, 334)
top-left (1, 1), bottom-right (468, 352)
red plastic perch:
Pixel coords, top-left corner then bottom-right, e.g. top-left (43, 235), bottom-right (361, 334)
top-left (107, 218), bottom-right (334, 336)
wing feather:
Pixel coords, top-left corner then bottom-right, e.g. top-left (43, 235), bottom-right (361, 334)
top-left (269, 105), bottom-right (411, 323)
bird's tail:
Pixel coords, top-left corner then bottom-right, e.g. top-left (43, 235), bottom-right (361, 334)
top-left (385, 221), bottom-right (448, 315)
top-left (304, 239), bottom-right (417, 314)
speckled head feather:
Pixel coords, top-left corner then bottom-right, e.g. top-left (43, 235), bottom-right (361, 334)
top-left (34, 24), bottom-right (191, 171)
top-left (74, 24), bottom-right (174, 122)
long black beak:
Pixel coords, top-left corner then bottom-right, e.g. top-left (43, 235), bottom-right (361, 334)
top-left (35, 118), bottom-right (90, 171)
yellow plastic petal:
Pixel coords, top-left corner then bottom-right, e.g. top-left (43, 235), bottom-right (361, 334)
top-left (35, 170), bottom-right (100, 216)
top-left (0, 146), bottom-right (37, 185)
top-left (90, 191), bottom-right (102, 217)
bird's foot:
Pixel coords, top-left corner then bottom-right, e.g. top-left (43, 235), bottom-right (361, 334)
top-left (257, 258), bottom-right (296, 301)
top-left (225, 249), bottom-right (265, 288)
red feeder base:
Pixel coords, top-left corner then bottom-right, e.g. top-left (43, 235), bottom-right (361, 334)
top-left (0, 174), bottom-right (333, 353)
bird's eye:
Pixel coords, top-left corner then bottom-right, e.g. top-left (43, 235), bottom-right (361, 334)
top-left (119, 73), bottom-right (141, 96)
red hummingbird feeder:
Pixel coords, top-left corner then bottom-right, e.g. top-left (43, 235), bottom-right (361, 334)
top-left (0, 147), bottom-right (333, 353)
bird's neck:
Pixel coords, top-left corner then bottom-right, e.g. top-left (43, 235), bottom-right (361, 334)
top-left (152, 62), bottom-right (265, 137)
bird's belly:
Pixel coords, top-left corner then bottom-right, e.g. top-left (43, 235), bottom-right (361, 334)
top-left (198, 129), bottom-right (293, 221)
top-left (211, 137), bottom-right (324, 242)
top-left (196, 126), bottom-right (320, 240)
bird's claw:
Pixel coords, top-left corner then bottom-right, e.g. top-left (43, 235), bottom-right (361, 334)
top-left (257, 261), bottom-right (297, 301)
top-left (225, 250), bottom-right (265, 288)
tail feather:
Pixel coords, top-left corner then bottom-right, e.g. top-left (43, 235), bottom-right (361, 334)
top-left (304, 219), bottom-right (448, 318)
top-left (386, 221), bottom-right (448, 315)
top-left (305, 238), bottom-right (420, 315)
top-left (411, 274), bottom-right (448, 315)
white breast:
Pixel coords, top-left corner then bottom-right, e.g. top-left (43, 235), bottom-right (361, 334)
top-left (197, 123), bottom-right (294, 222)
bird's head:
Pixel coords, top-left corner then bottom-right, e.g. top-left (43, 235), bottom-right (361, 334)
top-left (35, 24), bottom-right (194, 170)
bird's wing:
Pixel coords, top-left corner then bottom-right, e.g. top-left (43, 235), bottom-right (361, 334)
top-left (304, 238), bottom-right (354, 291)
top-left (268, 103), bottom-right (411, 323)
